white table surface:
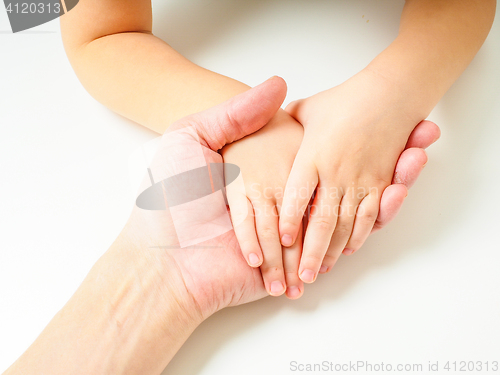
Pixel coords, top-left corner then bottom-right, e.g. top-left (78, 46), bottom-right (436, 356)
top-left (1, 1), bottom-right (499, 374)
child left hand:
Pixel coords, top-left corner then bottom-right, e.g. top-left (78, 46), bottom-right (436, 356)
top-left (279, 69), bottom-right (420, 283)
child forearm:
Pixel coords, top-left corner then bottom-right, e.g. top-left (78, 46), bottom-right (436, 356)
top-left (60, 0), bottom-right (249, 134)
top-left (365, 0), bottom-right (496, 123)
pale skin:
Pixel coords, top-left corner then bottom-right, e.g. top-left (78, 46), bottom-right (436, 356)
top-left (3, 79), bottom-right (284, 375)
top-left (1, 78), bottom-right (436, 375)
top-left (59, 0), bottom-right (494, 298)
top-left (277, 0), bottom-right (497, 285)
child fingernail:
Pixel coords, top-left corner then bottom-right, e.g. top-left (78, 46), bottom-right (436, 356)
top-left (248, 253), bottom-right (261, 266)
top-left (300, 269), bottom-right (316, 283)
top-left (270, 281), bottom-right (285, 295)
top-left (319, 265), bottom-right (329, 273)
top-left (281, 234), bottom-right (293, 246)
top-left (343, 248), bottom-right (354, 255)
top-left (287, 286), bottom-right (301, 299)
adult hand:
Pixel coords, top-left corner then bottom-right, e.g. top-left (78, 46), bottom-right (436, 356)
top-left (371, 118), bottom-right (440, 233)
top-left (221, 97), bottom-right (439, 299)
top-left (124, 74), bottom-right (440, 312)
top-left (4, 76), bottom-right (288, 375)
top-left (121, 76), bottom-right (291, 319)
top-left (5, 76), bottom-right (439, 375)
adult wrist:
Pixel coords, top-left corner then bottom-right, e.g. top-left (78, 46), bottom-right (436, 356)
top-left (81, 238), bottom-right (205, 374)
top-left (5, 236), bottom-right (205, 375)
top-left (106, 228), bottom-right (206, 327)
top-left (115, 211), bottom-right (225, 320)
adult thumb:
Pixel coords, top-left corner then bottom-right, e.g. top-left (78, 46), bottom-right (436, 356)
top-left (175, 76), bottom-right (287, 151)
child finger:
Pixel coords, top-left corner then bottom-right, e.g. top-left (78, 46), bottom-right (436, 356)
top-left (254, 200), bottom-right (286, 297)
top-left (297, 186), bottom-right (340, 283)
top-left (279, 154), bottom-right (318, 247)
top-left (319, 195), bottom-right (360, 271)
top-left (229, 192), bottom-right (263, 267)
top-left (343, 193), bottom-right (379, 255)
top-left (284, 219), bottom-right (304, 299)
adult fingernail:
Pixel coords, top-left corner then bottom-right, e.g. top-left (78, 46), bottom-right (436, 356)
top-left (319, 265), bottom-right (329, 273)
top-left (281, 234), bottom-right (293, 246)
top-left (287, 286), bottom-right (301, 299)
top-left (300, 269), bottom-right (316, 283)
top-left (343, 248), bottom-right (354, 255)
top-left (248, 253), bottom-right (261, 266)
top-left (270, 281), bottom-right (285, 295)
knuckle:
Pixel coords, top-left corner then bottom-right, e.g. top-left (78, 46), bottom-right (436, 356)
top-left (281, 203), bottom-right (303, 219)
top-left (346, 238), bottom-right (362, 251)
top-left (281, 219), bottom-right (300, 234)
top-left (310, 216), bottom-right (335, 231)
top-left (283, 244), bottom-right (299, 252)
top-left (258, 226), bottom-right (278, 240)
top-left (285, 269), bottom-right (300, 278)
top-left (199, 117), bottom-right (225, 151)
top-left (261, 265), bottom-right (282, 275)
top-left (360, 209), bottom-right (378, 223)
top-left (238, 239), bottom-right (259, 254)
top-left (283, 257), bottom-right (299, 270)
top-left (304, 252), bottom-right (325, 265)
top-left (333, 223), bottom-right (352, 238)
top-left (322, 253), bottom-right (339, 266)
top-left (261, 253), bottom-right (281, 267)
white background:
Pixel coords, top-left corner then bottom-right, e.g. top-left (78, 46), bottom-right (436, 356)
top-left (1, 1), bottom-right (499, 374)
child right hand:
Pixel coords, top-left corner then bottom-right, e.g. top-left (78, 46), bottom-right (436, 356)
top-left (222, 105), bottom-right (438, 299)
top-left (221, 109), bottom-right (305, 299)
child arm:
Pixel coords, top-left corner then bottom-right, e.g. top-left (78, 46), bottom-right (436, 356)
top-left (60, 0), bottom-right (250, 134)
top-left (278, 0), bottom-right (496, 281)
top-left (366, 0), bottom-right (497, 120)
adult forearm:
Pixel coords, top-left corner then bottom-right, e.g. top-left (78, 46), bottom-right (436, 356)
top-left (4, 239), bottom-right (202, 375)
top-left (365, 0), bottom-right (496, 121)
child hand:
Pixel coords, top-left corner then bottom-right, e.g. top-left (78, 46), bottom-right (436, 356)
top-left (221, 109), bottom-right (305, 299)
top-left (279, 69), bottom-right (420, 283)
